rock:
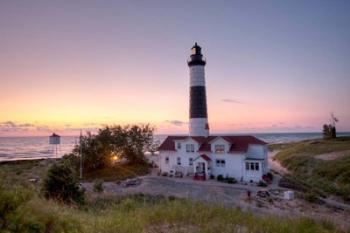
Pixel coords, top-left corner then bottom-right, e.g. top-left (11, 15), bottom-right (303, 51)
top-left (257, 190), bottom-right (270, 198)
top-left (122, 178), bottom-right (142, 187)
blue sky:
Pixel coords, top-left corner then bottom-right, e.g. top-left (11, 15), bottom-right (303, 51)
top-left (0, 0), bottom-right (349, 135)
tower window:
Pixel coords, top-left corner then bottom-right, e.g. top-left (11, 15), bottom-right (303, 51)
top-left (189, 158), bottom-right (193, 166)
top-left (165, 157), bottom-right (169, 164)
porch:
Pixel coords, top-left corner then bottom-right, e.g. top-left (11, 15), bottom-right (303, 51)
top-left (193, 154), bottom-right (211, 181)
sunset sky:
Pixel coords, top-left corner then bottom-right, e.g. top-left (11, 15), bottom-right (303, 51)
top-left (1, 0), bottom-right (350, 136)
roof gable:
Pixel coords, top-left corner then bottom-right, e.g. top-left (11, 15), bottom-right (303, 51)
top-left (207, 136), bottom-right (231, 144)
top-left (194, 154), bottom-right (211, 162)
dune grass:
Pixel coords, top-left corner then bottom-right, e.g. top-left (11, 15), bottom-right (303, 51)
top-left (274, 137), bottom-right (350, 201)
top-left (0, 159), bottom-right (150, 185)
top-left (0, 159), bottom-right (51, 185)
top-left (0, 184), bottom-right (345, 233)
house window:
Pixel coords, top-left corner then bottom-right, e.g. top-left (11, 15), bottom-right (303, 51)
top-left (177, 157), bottom-right (181, 165)
top-left (165, 157), bottom-right (169, 164)
top-left (246, 162), bottom-right (260, 171)
top-left (255, 162), bottom-right (259, 171)
top-left (216, 159), bottom-right (226, 167)
top-left (177, 142), bottom-right (181, 149)
top-left (189, 158), bottom-right (193, 166)
top-left (214, 145), bottom-right (225, 154)
top-left (186, 144), bottom-right (195, 153)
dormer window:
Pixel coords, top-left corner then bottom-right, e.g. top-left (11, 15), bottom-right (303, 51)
top-left (214, 145), bottom-right (225, 154)
top-left (177, 142), bottom-right (181, 150)
top-left (186, 144), bottom-right (195, 153)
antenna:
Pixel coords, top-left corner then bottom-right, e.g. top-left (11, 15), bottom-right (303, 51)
top-left (79, 129), bottom-right (83, 179)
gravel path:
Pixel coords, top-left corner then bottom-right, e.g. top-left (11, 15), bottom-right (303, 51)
top-left (268, 150), bottom-right (289, 174)
top-left (83, 175), bottom-right (282, 216)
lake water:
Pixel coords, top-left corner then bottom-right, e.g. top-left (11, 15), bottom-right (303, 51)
top-left (1, 132), bottom-right (349, 161)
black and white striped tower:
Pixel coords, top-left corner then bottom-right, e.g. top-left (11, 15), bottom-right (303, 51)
top-left (187, 43), bottom-right (209, 137)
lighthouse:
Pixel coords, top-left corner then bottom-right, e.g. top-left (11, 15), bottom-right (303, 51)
top-left (187, 43), bottom-right (209, 137)
top-left (158, 44), bottom-right (269, 182)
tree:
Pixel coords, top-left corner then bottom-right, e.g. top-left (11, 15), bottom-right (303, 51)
top-left (111, 124), bottom-right (154, 163)
top-left (41, 161), bottom-right (85, 205)
top-left (330, 113), bottom-right (338, 138)
top-left (331, 126), bottom-right (337, 138)
top-left (323, 113), bottom-right (339, 139)
top-left (76, 130), bottom-right (113, 171)
top-left (323, 124), bottom-right (331, 139)
top-left (73, 124), bottom-right (155, 171)
top-left (148, 139), bottom-right (161, 155)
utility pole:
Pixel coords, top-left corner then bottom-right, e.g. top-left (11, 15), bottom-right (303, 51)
top-left (79, 129), bottom-right (83, 179)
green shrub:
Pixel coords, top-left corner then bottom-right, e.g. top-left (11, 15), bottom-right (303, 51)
top-left (227, 177), bottom-right (237, 184)
top-left (93, 179), bottom-right (104, 193)
top-left (41, 162), bottom-right (85, 205)
top-left (161, 172), bottom-right (168, 177)
top-left (266, 172), bottom-right (273, 181)
top-left (303, 192), bottom-right (324, 204)
top-left (257, 180), bottom-right (268, 187)
top-left (217, 175), bottom-right (224, 181)
top-left (278, 176), bottom-right (308, 192)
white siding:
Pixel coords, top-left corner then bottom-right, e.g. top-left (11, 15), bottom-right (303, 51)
top-left (159, 138), bottom-right (269, 182)
top-left (159, 138), bottom-right (199, 175)
top-left (211, 152), bottom-right (245, 181)
top-left (243, 160), bottom-right (263, 182)
top-left (159, 151), bottom-right (177, 173)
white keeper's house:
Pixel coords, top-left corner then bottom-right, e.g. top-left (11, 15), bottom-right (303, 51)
top-left (158, 43), bottom-right (269, 182)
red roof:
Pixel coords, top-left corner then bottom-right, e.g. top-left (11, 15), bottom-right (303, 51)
top-left (200, 154), bottom-right (211, 161)
top-left (158, 135), bottom-right (267, 152)
top-left (157, 136), bottom-right (187, 151)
